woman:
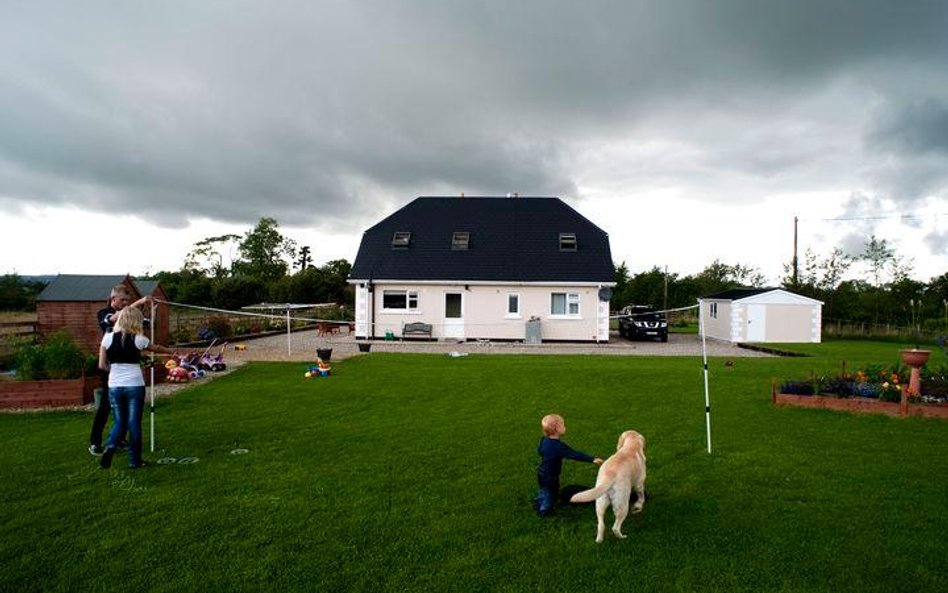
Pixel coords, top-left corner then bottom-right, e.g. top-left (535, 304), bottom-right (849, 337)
top-left (98, 306), bottom-right (174, 469)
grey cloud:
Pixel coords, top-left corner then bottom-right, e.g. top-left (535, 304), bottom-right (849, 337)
top-left (871, 98), bottom-right (948, 155)
top-left (1, 0), bottom-right (947, 236)
top-left (925, 230), bottom-right (948, 256)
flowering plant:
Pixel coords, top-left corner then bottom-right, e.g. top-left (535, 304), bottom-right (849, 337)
top-left (780, 363), bottom-right (909, 403)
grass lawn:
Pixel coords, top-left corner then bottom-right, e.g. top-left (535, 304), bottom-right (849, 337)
top-left (1, 342), bottom-right (947, 593)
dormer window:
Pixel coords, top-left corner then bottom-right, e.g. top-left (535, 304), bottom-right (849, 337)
top-left (559, 233), bottom-right (577, 251)
top-left (392, 232), bottom-right (412, 248)
top-left (451, 232), bottom-right (470, 250)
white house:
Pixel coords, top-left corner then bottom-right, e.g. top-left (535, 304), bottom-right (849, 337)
top-left (348, 196), bottom-right (616, 342)
top-left (699, 288), bottom-right (823, 343)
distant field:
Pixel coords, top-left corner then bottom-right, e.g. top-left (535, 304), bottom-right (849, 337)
top-left (0, 312), bottom-right (36, 323)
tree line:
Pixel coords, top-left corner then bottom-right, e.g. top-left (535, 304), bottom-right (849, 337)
top-left (612, 235), bottom-right (948, 333)
top-left (2, 221), bottom-right (946, 334)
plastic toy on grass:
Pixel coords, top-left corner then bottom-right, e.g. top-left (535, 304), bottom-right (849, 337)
top-left (167, 366), bottom-right (191, 383)
top-left (304, 357), bottom-right (331, 378)
top-left (198, 342), bottom-right (227, 372)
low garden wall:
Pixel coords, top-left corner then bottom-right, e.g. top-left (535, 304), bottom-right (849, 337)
top-left (0, 376), bottom-right (98, 409)
top-left (774, 392), bottom-right (948, 419)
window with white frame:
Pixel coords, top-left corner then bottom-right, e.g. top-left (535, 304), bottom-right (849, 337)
top-left (506, 293), bottom-right (521, 317)
top-left (710, 302), bottom-right (718, 319)
top-left (550, 292), bottom-right (580, 316)
top-left (382, 290), bottom-right (419, 311)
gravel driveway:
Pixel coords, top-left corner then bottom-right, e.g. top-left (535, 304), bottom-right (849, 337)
top-left (225, 330), bottom-right (773, 363)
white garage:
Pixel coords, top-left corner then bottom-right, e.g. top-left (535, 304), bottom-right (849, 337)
top-left (699, 288), bottom-right (823, 344)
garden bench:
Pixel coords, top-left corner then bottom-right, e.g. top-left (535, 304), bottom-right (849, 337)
top-left (402, 322), bottom-right (433, 339)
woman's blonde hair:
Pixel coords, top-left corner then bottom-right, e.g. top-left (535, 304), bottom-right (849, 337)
top-left (114, 306), bottom-right (144, 335)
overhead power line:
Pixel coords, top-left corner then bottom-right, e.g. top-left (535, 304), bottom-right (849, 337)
top-left (808, 212), bottom-right (948, 223)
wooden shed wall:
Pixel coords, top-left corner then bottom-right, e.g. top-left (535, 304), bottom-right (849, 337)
top-left (37, 301), bottom-right (171, 355)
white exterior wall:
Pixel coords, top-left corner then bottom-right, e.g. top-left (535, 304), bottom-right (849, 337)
top-left (701, 300), bottom-right (735, 342)
top-left (700, 289), bottom-right (823, 344)
top-left (762, 304), bottom-right (821, 342)
top-left (730, 303), bottom-right (747, 342)
top-left (353, 282), bottom-right (610, 341)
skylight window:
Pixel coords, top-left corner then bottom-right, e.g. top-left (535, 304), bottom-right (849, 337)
top-left (559, 233), bottom-right (577, 251)
top-left (392, 232), bottom-right (412, 248)
top-left (451, 231), bottom-right (470, 250)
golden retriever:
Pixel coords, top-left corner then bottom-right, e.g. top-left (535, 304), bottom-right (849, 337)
top-left (570, 430), bottom-right (646, 543)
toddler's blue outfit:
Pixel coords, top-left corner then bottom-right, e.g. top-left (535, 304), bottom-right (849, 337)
top-left (535, 436), bottom-right (595, 516)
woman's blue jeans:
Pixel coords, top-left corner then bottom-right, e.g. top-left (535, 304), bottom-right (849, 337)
top-left (107, 386), bottom-right (145, 466)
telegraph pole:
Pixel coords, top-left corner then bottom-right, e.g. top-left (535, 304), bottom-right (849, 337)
top-left (792, 216), bottom-right (799, 287)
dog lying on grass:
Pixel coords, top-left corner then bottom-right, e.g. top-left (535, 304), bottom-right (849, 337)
top-left (570, 430), bottom-right (646, 543)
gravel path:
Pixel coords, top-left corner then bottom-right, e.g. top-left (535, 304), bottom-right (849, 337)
top-left (224, 330), bottom-right (773, 363)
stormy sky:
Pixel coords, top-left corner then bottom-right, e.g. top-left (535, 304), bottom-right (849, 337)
top-left (1, 0), bottom-right (946, 281)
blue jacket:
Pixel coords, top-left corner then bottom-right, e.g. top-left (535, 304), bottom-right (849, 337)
top-left (537, 437), bottom-right (594, 483)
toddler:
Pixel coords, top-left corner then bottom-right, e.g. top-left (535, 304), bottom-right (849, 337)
top-left (535, 413), bottom-right (602, 517)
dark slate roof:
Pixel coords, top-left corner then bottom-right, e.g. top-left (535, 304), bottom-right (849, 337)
top-left (349, 197), bottom-right (614, 283)
top-left (702, 287), bottom-right (777, 300)
top-left (135, 280), bottom-right (165, 297)
top-left (36, 274), bottom-right (137, 302)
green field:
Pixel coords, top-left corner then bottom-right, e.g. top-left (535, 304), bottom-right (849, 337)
top-left (2, 342), bottom-right (947, 593)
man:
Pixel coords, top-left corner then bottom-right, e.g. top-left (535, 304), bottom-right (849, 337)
top-left (88, 284), bottom-right (152, 456)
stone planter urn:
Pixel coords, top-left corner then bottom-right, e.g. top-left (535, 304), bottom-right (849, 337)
top-left (900, 349), bottom-right (931, 397)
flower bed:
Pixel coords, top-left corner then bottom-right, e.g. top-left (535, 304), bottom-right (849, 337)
top-left (775, 360), bottom-right (948, 419)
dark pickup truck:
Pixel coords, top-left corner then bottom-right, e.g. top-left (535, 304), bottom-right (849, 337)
top-left (617, 305), bottom-right (668, 342)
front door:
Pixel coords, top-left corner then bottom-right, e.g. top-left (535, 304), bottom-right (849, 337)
top-left (444, 292), bottom-right (464, 339)
top-left (746, 304), bottom-right (766, 342)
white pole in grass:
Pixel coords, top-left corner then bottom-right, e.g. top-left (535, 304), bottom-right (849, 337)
top-left (286, 306), bottom-right (292, 356)
top-left (150, 300), bottom-right (156, 453)
top-left (698, 298), bottom-right (712, 454)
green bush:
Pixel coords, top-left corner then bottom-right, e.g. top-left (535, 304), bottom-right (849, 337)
top-left (12, 332), bottom-right (86, 380)
top-left (42, 332), bottom-right (86, 379)
top-left (13, 343), bottom-right (44, 380)
top-left (201, 314), bottom-right (233, 340)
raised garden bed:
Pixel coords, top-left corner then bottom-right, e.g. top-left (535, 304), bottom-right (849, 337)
top-left (0, 376), bottom-right (99, 409)
top-left (773, 392), bottom-right (948, 419)
top-left (0, 366), bottom-right (167, 410)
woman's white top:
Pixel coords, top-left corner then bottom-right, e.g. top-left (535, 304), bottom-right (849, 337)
top-left (101, 333), bottom-right (150, 387)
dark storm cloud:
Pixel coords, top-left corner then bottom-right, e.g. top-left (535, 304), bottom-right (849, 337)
top-left (0, 1), bottom-right (946, 242)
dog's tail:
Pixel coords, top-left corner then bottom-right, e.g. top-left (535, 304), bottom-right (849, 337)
top-left (569, 478), bottom-right (614, 503)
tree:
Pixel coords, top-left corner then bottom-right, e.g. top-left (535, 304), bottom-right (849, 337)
top-left (781, 247), bottom-right (852, 304)
top-left (690, 259), bottom-right (765, 296)
top-left (858, 235), bottom-right (912, 288)
top-left (232, 218), bottom-right (297, 282)
top-left (212, 276), bottom-right (267, 311)
top-left (296, 245), bottom-right (313, 271)
top-left (0, 274), bottom-right (46, 311)
top-left (183, 234), bottom-right (240, 278)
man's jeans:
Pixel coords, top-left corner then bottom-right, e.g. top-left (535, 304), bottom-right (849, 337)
top-left (106, 386), bottom-right (145, 466)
